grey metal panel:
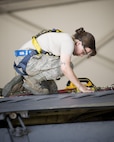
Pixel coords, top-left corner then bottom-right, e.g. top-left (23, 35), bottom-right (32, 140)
top-left (0, 128), bottom-right (12, 142)
top-left (1, 121), bottom-right (114, 142)
top-left (0, 91), bottom-right (114, 142)
top-left (0, 90), bottom-right (114, 113)
top-left (28, 121), bottom-right (114, 142)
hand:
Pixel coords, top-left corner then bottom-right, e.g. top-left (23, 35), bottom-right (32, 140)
top-left (78, 85), bottom-right (94, 93)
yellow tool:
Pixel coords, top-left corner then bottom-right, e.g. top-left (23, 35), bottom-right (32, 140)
top-left (66, 78), bottom-right (96, 92)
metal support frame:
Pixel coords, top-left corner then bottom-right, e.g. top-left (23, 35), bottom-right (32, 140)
top-left (6, 115), bottom-right (29, 137)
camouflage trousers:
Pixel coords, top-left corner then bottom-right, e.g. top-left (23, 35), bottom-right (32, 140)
top-left (10, 53), bottom-right (73, 95)
top-left (15, 53), bottom-right (63, 82)
top-left (27, 54), bottom-right (63, 80)
top-left (14, 53), bottom-right (63, 94)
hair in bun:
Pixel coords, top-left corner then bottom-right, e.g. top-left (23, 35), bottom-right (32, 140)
top-left (73, 27), bottom-right (96, 57)
top-left (75, 27), bottom-right (85, 34)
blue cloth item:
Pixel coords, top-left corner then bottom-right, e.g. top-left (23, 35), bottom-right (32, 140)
top-left (15, 50), bottom-right (33, 56)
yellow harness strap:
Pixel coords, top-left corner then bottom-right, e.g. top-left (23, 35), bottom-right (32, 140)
top-left (32, 29), bottom-right (62, 54)
top-left (32, 36), bottom-right (42, 54)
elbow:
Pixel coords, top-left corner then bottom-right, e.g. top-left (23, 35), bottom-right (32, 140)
top-left (61, 65), bottom-right (68, 75)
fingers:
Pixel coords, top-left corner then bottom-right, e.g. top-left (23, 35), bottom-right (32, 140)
top-left (79, 86), bottom-right (94, 93)
top-left (85, 87), bottom-right (94, 93)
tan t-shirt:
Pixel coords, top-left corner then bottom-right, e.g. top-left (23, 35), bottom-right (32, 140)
top-left (20, 32), bottom-right (74, 57)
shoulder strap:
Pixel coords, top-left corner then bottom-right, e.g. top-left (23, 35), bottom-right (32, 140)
top-left (32, 37), bottom-right (42, 53)
top-left (32, 28), bottom-right (62, 53)
top-left (34, 28), bottom-right (62, 38)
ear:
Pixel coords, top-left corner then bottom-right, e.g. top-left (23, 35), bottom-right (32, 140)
top-left (76, 40), bottom-right (82, 46)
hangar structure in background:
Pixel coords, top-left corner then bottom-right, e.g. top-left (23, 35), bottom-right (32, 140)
top-left (0, 0), bottom-right (104, 14)
top-left (0, 0), bottom-right (114, 72)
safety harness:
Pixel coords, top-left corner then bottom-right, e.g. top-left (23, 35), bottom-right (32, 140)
top-left (14, 29), bottom-right (62, 75)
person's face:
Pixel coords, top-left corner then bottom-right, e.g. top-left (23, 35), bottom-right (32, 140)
top-left (73, 40), bottom-right (92, 57)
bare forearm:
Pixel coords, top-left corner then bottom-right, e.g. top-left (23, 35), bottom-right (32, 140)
top-left (60, 55), bottom-right (93, 92)
top-left (61, 65), bottom-right (82, 89)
